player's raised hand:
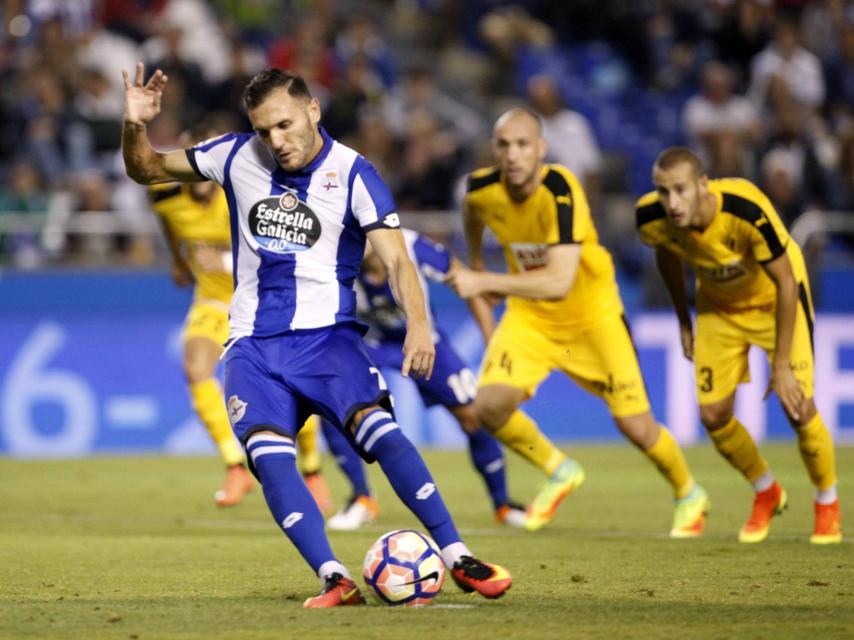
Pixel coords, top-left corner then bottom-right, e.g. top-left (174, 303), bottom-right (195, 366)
top-left (401, 322), bottom-right (435, 380)
top-left (766, 365), bottom-right (805, 422)
top-left (122, 62), bottom-right (168, 126)
top-left (679, 321), bottom-right (694, 361)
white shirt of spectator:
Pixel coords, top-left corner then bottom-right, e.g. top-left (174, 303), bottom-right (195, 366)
top-left (540, 110), bottom-right (602, 183)
top-left (749, 44), bottom-right (825, 109)
top-left (683, 94), bottom-right (760, 144)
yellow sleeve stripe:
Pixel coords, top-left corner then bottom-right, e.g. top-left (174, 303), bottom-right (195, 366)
top-left (721, 193), bottom-right (786, 262)
top-left (542, 169), bottom-right (577, 243)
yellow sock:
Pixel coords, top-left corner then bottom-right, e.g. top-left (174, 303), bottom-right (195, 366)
top-left (708, 416), bottom-right (767, 483)
top-left (644, 426), bottom-right (694, 499)
top-left (189, 379), bottom-right (244, 466)
top-left (493, 410), bottom-right (566, 476)
top-left (296, 415), bottom-right (322, 476)
top-left (796, 412), bottom-right (837, 490)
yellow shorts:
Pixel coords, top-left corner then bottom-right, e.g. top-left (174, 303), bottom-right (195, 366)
top-left (182, 300), bottom-right (230, 346)
top-left (693, 283), bottom-right (815, 405)
top-left (478, 310), bottom-right (651, 418)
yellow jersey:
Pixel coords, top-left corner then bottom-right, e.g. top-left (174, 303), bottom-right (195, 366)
top-left (635, 177), bottom-right (808, 313)
top-left (465, 163), bottom-right (623, 331)
top-left (149, 184), bottom-right (233, 305)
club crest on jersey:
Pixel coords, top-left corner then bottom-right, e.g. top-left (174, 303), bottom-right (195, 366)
top-left (248, 194), bottom-right (321, 254)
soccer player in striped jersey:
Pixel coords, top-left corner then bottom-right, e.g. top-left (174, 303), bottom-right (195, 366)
top-left (447, 108), bottom-right (708, 536)
top-left (636, 147), bottom-right (841, 544)
top-left (149, 125), bottom-right (330, 511)
top-left (122, 64), bottom-right (512, 607)
top-left (323, 229), bottom-right (526, 530)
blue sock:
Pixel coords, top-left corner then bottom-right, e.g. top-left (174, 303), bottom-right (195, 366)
top-left (321, 418), bottom-right (372, 499)
top-left (246, 433), bottom-right (336, 574)
top-left (466, 428), bottom-right (509, 510)
top-left (354, 409), bottom-right (460, 548)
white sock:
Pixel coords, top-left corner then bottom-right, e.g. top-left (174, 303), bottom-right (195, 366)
top-left (317, 560), bottom-right (350, 580)
top-left (752, 471), bottom-right (775, 493)
top-left (440, 542), bottom-right (472, 568)
top-left (816, 485), bottom-right (838, 505)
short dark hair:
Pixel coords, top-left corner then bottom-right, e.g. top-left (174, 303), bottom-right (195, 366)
top-left (654, 146), bottom-right (705, 177)
top-left (242, 69), bottom-right (312, 110)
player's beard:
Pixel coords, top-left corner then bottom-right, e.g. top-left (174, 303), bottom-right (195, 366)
top-left (283, 128), bottom-right (319, 171)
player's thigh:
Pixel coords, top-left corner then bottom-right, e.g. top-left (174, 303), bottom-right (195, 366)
top-left (364, 340), bottom-right (404, 370)
top-left (222, 338), bottom-right (299, 443)
top-left (478, 312), bottom-right (554, 398)
top-left (558, 314), bottom-right (651, 419)
top-left (417, 338), bottom-right (478, 408)
top-left (183, 336), bottom-right (222, 383)
top-left (290, 324), bottom-right (394, 433)
top-left (694, 309), bottom-right (751, 405)
top-left (760, 288), bottom-right (816, 400)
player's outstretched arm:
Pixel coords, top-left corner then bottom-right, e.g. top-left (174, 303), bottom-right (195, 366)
top-left (447, 244), bottom-right (580, 301)
top-left (122, 62), bottom-right (201, 185)
top-left (762, 252), bottom-right (805, 420)
top-left (367, 228), bottom-right (435, 379)
top-left (655, 247), bottom-right (694, 360)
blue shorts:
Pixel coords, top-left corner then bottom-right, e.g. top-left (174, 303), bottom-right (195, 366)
top-left (223, 323), bottom-right (392, 447)
top-left (365, 332), bottom-right (476, 408)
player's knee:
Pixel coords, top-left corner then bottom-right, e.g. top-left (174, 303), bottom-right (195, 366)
top-left (183, 358), bottom-right (212, 384)
top-left (453, 404), bottom-right (480, 434)
top-left (475, 391), bottom-right (518, 431)
top-left (788, 399), bottom-right (817, 428)
top-left (700, 404), bottom-right (733, 431)
top-left (352, 409), bottom-right (404, 458)
top-left (614, 412), bottom-right (658, 449)
top-left (349, 405), bottom-right (380, 435)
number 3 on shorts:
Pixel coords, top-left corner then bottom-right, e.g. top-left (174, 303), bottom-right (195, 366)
top-left (699, 366), bottom-right (714, 393)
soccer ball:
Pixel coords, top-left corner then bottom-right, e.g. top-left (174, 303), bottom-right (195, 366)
top-left (362, 529), bottom-right (445, 606)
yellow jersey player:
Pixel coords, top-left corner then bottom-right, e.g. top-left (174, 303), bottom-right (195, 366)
top-left (446, 108), bottom-right (709, 536)
top-left (636, 146), bottom-right (841, 544)
top-left (150, 142), bottom-right (330, 510)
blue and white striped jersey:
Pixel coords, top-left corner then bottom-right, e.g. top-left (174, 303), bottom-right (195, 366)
top-left (187, 128), bottom-right (401, 339)
top-left (356, 229), bottom-right (451, 344)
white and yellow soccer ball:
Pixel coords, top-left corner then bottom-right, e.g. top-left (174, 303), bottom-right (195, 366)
top-left (362, 529), bottom-right (445, 606)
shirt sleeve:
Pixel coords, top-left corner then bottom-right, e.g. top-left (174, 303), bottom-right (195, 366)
top-left (185, 133), bottom-right (241, 185)
top-left (745, 211), bottom-right (787, 263)
top-left (722, 185), bottom-right (788, 263)
top-left (542, 168), bottom-right (587, 244)
top-left (412, 235), bottom-right (451, 281)
top-left (635, 195), bottom-right (667, 247)
top-left (350, 158), bottom-right (400, 231)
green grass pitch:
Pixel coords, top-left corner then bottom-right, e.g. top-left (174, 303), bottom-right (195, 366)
top-left (1, 444), bottom-right (852, 639)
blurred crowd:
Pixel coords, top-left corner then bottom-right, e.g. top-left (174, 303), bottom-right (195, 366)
top-left (0, 0), bottom-right (852, 271)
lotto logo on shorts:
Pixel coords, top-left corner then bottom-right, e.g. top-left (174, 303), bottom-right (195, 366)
top-left (415, 483), bottom-right (436, 500)
top-left (227, 395), bottom-right (247, 424)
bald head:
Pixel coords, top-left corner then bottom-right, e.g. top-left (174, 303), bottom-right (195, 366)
top-left (494, 108), bottom-right (543, 137)
top-left (492, 107), bottom-right (547, 193)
